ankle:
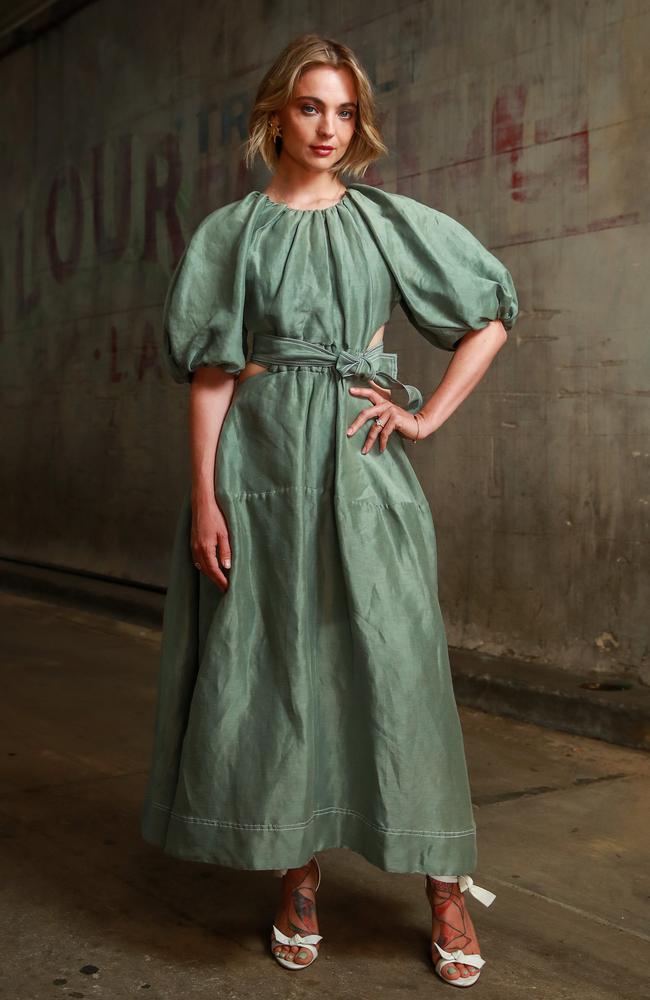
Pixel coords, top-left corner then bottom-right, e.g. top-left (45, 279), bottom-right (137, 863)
top-left (287, 856), bottom-right (318, 883)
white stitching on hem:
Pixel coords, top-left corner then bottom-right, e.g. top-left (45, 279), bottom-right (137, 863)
top-left (151, 802), bottom-right (476, 838)
top-left (219, 482), bottom-right (427, 511)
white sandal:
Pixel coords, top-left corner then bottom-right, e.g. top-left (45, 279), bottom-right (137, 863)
top-left (424, 874), bottom-right (496, 988)
top-left (270, 856), bottom-right (323, 970)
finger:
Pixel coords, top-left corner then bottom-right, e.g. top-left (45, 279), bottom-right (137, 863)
top-left (361, 420), bottom-right (384, 454)
top-left (378, 413), bottom-right (398, 452)
top-left (217, 532), bottom-right (232, 570)
top-left (364, 410), bottom-right (398, 454)
top-left (368, 379), bottom-right (393, 401)
top-left (203, 546), bottom-right (229, 591)
top-left (348, 385), bottom-right (384, 409)
top-left (191, 543), bottom-right (203, 574)
top-left (346, 397), bottom-right (388, 437)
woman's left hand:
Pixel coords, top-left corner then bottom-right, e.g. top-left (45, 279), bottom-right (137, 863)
top-left (346, 381), bottom-right (423, 453)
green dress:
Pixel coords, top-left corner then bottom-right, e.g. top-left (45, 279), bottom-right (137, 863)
top-left (140, 182), bottom-right (519, 875)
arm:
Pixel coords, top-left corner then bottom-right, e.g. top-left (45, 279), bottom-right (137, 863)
top-left (189, 366), bottom-right (237, 591)
top-left (347, 320), bottom-right (509, 452)
top-left (416, 319), bottom-right (508, 437)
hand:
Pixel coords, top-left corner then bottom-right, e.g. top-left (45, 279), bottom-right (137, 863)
top-left (346, 381), bottom-right (424, 453)
top-left (190, 495), bottom-right (232, 592)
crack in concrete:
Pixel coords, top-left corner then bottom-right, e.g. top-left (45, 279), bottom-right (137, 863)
top-left (473, 772), bottom-right (630, 806)
top-left (485, 873), bottom-right (650, 944)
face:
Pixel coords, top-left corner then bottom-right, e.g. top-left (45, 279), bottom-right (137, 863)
top-left (274, 64), bottom-right (358, 173)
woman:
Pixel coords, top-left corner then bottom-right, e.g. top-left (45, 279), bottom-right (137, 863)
top-left (141, 33), bottom-right (518, 988)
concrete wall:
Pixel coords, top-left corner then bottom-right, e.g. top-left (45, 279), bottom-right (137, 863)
top-left (0, 0), bottom-right (647, 681)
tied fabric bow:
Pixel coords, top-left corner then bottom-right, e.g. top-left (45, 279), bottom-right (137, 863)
top-left (433, 942), bottom-right (487, 970)
top-left (334, 344), bottom-right (388, 379)
top-left (249, 333), bottom-right (424, 413)
top-left (457, 874), bottom-right (496, 907)
top-left (271, 924), bottom-right (323, 947)
top-left (332, 342), bottom-right (423, 413)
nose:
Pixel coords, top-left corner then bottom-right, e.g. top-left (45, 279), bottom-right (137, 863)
top-left (317, 116), bottom-right (336, 138)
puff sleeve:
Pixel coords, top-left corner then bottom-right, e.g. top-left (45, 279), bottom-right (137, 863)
top-left (350, 184), bottom-right (519, 352)
top-left (162, 199), bottom-right (258, 383)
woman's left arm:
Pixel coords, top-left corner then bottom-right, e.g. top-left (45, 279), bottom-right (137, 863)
top-left (347, 320), bottom-right (510, 452)
top-left (416, 319), bottom-right (508, 437)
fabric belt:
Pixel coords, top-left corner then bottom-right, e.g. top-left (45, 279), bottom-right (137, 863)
top-left (249, 331), bottom-right (423, 413)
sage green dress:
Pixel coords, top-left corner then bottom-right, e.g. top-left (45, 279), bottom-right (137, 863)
top-left (140, 182), bottom-right (518, 875)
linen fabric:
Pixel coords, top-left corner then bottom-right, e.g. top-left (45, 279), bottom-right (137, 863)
top-left (140, 182), bottom-right (518, 874)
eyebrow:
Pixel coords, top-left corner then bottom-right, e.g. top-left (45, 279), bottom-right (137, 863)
top-left (294, 95), bottom-right (358, 108)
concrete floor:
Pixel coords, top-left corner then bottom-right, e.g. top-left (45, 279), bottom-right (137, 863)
top-left (2, 590), bottom-right (649, 1000)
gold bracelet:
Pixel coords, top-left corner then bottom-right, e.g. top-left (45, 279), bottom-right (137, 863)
top-left (412, 412), bottom-right (421, 444)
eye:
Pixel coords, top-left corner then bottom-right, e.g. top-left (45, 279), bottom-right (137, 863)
top-left (300, 104), bottom-right (355, 119)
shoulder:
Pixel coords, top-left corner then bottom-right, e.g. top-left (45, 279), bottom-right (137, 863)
top-left (346, 183), bottom-right (470, 238)
top-left (183, 192), bottom-right (262, 256)
top-left (347, 182), bottom-right (496, 254)
top-left (347, 182), bottom-right (441, 220)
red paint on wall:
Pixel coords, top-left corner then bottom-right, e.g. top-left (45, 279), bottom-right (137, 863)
top-left (492, 85), bottom-right (527, 201)
top-left (92, 135), bottom-right (132, 260)
top-left (142, 133), bottom-right (184, 267)
top-left (571, 127), bottom-right (589, 189)
top-left (4, 92), bottom-right (598, 385)
top-left (137, 320), bottom-right (163, 381)
top-left (492, 85), bottom-right (526, 154)
top-left (46, 165), bottom-right (84, 283)
top-left (491, 85), bottom-right (589, 202)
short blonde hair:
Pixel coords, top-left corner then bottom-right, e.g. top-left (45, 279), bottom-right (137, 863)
top-left (243, 33), bottom-right (388, 179)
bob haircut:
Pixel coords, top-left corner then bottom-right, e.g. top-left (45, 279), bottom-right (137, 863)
top-left (243, 33), bottom-right (388, 179)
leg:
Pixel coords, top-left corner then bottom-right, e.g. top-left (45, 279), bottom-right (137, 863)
top-left (271, 857), bottom-right (321, 967)
top-left (426, 874), bottom-right (485, 983)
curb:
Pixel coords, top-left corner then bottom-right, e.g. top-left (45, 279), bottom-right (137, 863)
top-left (450, 648), bottom-right (649, 753)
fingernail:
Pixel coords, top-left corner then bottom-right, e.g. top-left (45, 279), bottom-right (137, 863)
top-left (223, 559), bottom-right (231, 568)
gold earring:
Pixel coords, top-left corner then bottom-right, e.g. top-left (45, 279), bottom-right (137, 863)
top-left (268, 117), bottom-right (282, 141)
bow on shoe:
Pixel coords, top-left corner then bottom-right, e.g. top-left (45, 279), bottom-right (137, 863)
top-left (458, 875), bottom-right (496, 907)
top-left (271, 924), bottom-right (323, 947)
top-left (433, 942), bottom-right (486, 970)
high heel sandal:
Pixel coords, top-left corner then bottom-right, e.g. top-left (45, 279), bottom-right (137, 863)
top-left (424, 874), bottom-right (496, 988)
top-left (270, 856), bottom-right (323, 970)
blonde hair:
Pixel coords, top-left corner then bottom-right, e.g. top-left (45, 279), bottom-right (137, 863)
top-left (243, 33), bottom-right (388, 179)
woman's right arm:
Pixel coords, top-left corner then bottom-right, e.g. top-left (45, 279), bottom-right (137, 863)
top-left (189, 366), bottom-right (237, 592)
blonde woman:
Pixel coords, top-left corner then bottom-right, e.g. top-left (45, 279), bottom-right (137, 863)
top-left (141, 32), bottom-right (518, 988)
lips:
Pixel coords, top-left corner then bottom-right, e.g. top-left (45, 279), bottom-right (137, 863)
top-left (312, 145), bottom-right (334, 151)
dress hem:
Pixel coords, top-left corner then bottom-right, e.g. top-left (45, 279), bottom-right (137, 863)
top-left (141, 800), bottom-right (477, 876)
